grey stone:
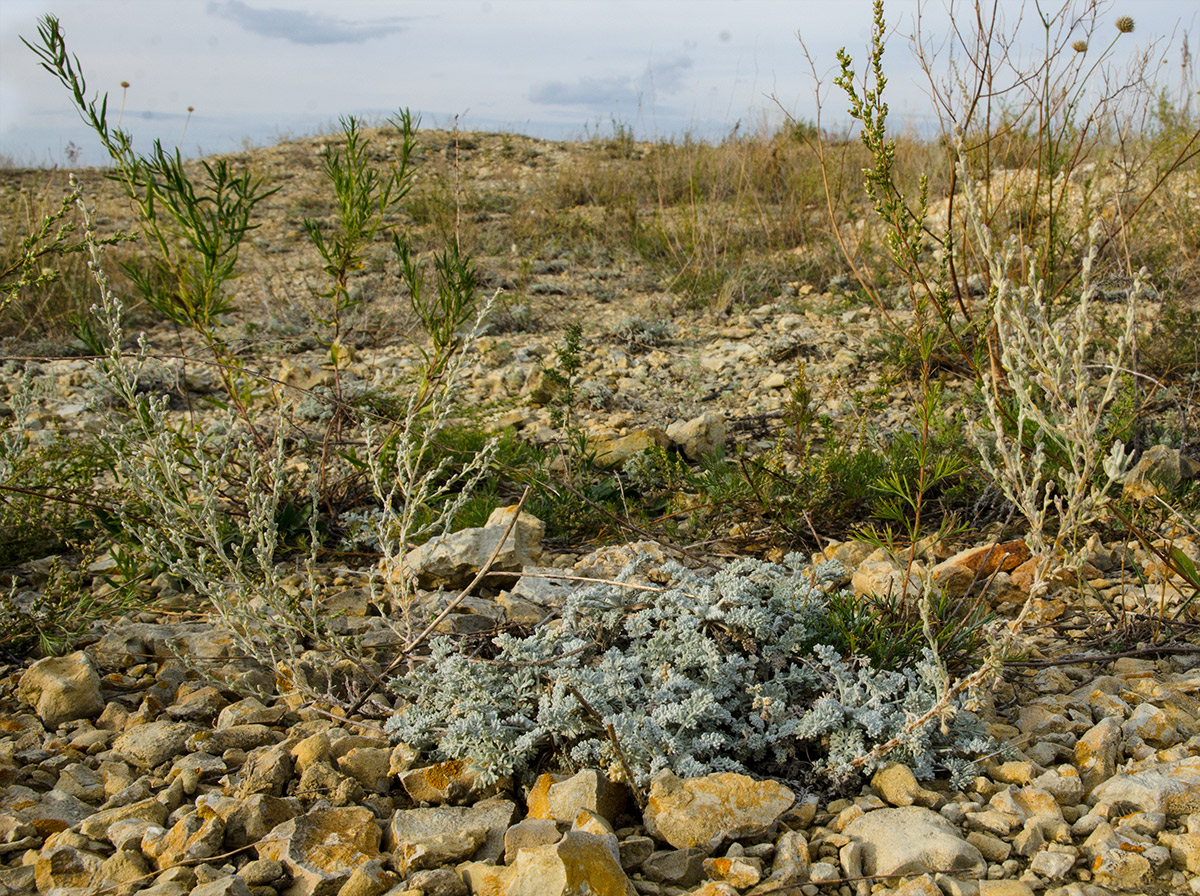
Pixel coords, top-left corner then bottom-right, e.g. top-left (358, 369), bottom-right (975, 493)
top-left (402, 506), bottom-right (544, 588)
top-left (396, 828), bottom-right (486, 876)
top-left (618, 834), bottom-right (656, 871)
top-left (1124, 445), bottom-right (1200, 500)
top-left (843, 806), bottom-right (987, 878)
top-left (505, 817), bottom-right (562, 865)
top-left (546, 769), bottom-right (627, 824)
top-left (1090, 756), bottom-right (1200, 817)
top-left (667, 412), bottom-right (726, 460)
top-left (387, 800), bottom-right (516, 864)
top-left (111, 721), bottom-right (199, 770)
top-left (642, 847), bottom-right (707, 885)
top-left (254, 806), bottom-right (383, 896)
top-left (17, 652), bottom-right (104, 728)
top-left (403, 867), bottom-right (468, 896)
top-left (191, 876), bottom-right (253, 896)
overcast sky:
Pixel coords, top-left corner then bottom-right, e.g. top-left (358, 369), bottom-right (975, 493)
top-left (1, 0), bottom-right (1195, 167)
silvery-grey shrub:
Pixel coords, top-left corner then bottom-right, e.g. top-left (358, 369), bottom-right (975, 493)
top-left (386, 554), bottom-right (994, 787)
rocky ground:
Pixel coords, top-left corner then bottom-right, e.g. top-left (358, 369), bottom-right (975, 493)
top-left (2, 129), bottom-right (1200, 896)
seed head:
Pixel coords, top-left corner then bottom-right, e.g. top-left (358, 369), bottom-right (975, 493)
top-left (120, 80), bottom-right (130, 89)
top-left (1116, 16), bottom-right (1134, 34)
top-left (1072, 40), bottom-right (1088, 53)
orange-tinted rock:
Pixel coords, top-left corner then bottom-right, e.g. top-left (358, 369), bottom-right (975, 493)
top-left (255, 806), bottom-right (382, 896)
top-left (506, 830), bottom-right (637, 896)
top-left (643, 770), bottom-right (795, 852)
top-left (399, 759), bottom-right (499, 805)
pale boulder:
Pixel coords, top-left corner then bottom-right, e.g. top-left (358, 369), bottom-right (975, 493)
top-left (643, 770), bottom-right (795, 852)
top-left (401, 507), bottom-right (544, 589)
top-left (18, 651), bottom-right (104, 728)
top-left (254, 806), bottom-right (383, 896)
top-left (505, 831), bottom-right (637, 896)
top-left (842, 806), bottom-right (986, 878)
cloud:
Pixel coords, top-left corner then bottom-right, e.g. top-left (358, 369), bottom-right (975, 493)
top-left (640, 54), bottom-right (693, 96)
top-left (529, 74), bottom-right (640, 108)
top-left (530, 54), bottom-right (694, 109)
top-left (206, 1), bottom-right (408, 45)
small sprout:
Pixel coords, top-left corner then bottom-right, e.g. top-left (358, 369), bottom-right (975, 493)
top-left (1072, 39), bottom-right (1088, 53)
top-left (1115, 15), bottom-right (1134, 33)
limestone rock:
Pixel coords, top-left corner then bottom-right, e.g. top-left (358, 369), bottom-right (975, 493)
top-left (187, 724), bottom-right (279, 755)
top-left (398, 760), bottom-right (499, 805)
top-left (842, 806), bottom-right (986, 877)
top-left (336, 746), bottom-right (392, 794)
top-left (1161, 831), bottom-right (1200, 874)
top-left (79, 796), bottom-right (169, 843)
top-left (216, 696), bottom-right (287, 729)
top-left (34, 842), bottom-right (105, 893)
top-left (643, 770), bottom-right (795, 852)
top-left (402, 506), bottom-right (544, 588)
top-left (12, 787), bottom-right (92, 837)
top-left (337, 857), bottom-right (399, 896)
top-left (929, 541), bottom-right (1030, 597)
top-left (871, 763), bottom-right (941, 808)
top-left (1073, 717), bottom-right (1121, 797)
top-left (387, 800), bottom-right (516, 864)
top-left (111, 721), bottom-right (199, 770)
top-left (196, 792), bottom-right (301, 849)
top-left (99, 848), bottom-right (153, 894)
top-left (667, 412), bottom-right (726, 461)
top-left (17, 652), bottom-right (104, 728)
top-left (1090, 756), bottom-right (1200, 817)
top-left (238, 743), bottom-right (294, 797)
top-left (851, 558), bottom-right (922, 600)
top-left (748, 829), bottom-right (810, 894)
top-left (1090, 846), bottom-right (1152, 890)
top-left (458, 860), bottom-right (516, 896)
top-left (505, 830), bottom-right (637, 896)
top-left (143, 811), bottom-right (225, 869)
top-left (191, 876), bottom-right (253, 896)
top-left (528, 769), bottom-right (627, 824)
top-left (688, 884), bottom-right (739, 896)
top-left (1124, 445), bottom-right (1200, 500)
top-left (395, 828), bottom-right (486, 876)
top-left (404, 867), bottom-right (468, 895)
top-left (892, 875), bottom-right (943, 896)
top-left (642, 847), bottom-right (707, 885)
top-left (504, 817), bottom-right (561, 865)
top-left (254, 806), bottom-right (382, 896)
top-left (591, 428), bottom-right (670, 467)
top-left (703, 855), bottom-right (763, 888)
top-left (1123, 701), bottom-right (1178, 747)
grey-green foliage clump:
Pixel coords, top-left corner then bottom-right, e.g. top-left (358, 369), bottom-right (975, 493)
top-left (385, 555), bottom-right (993, 787)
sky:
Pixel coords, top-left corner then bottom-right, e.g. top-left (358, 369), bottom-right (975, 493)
top-left (0, 0), bottom-right (1195, 167)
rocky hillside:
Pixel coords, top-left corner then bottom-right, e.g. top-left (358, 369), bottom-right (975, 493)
top-left (1, 125), bottom-right (1199, 896)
